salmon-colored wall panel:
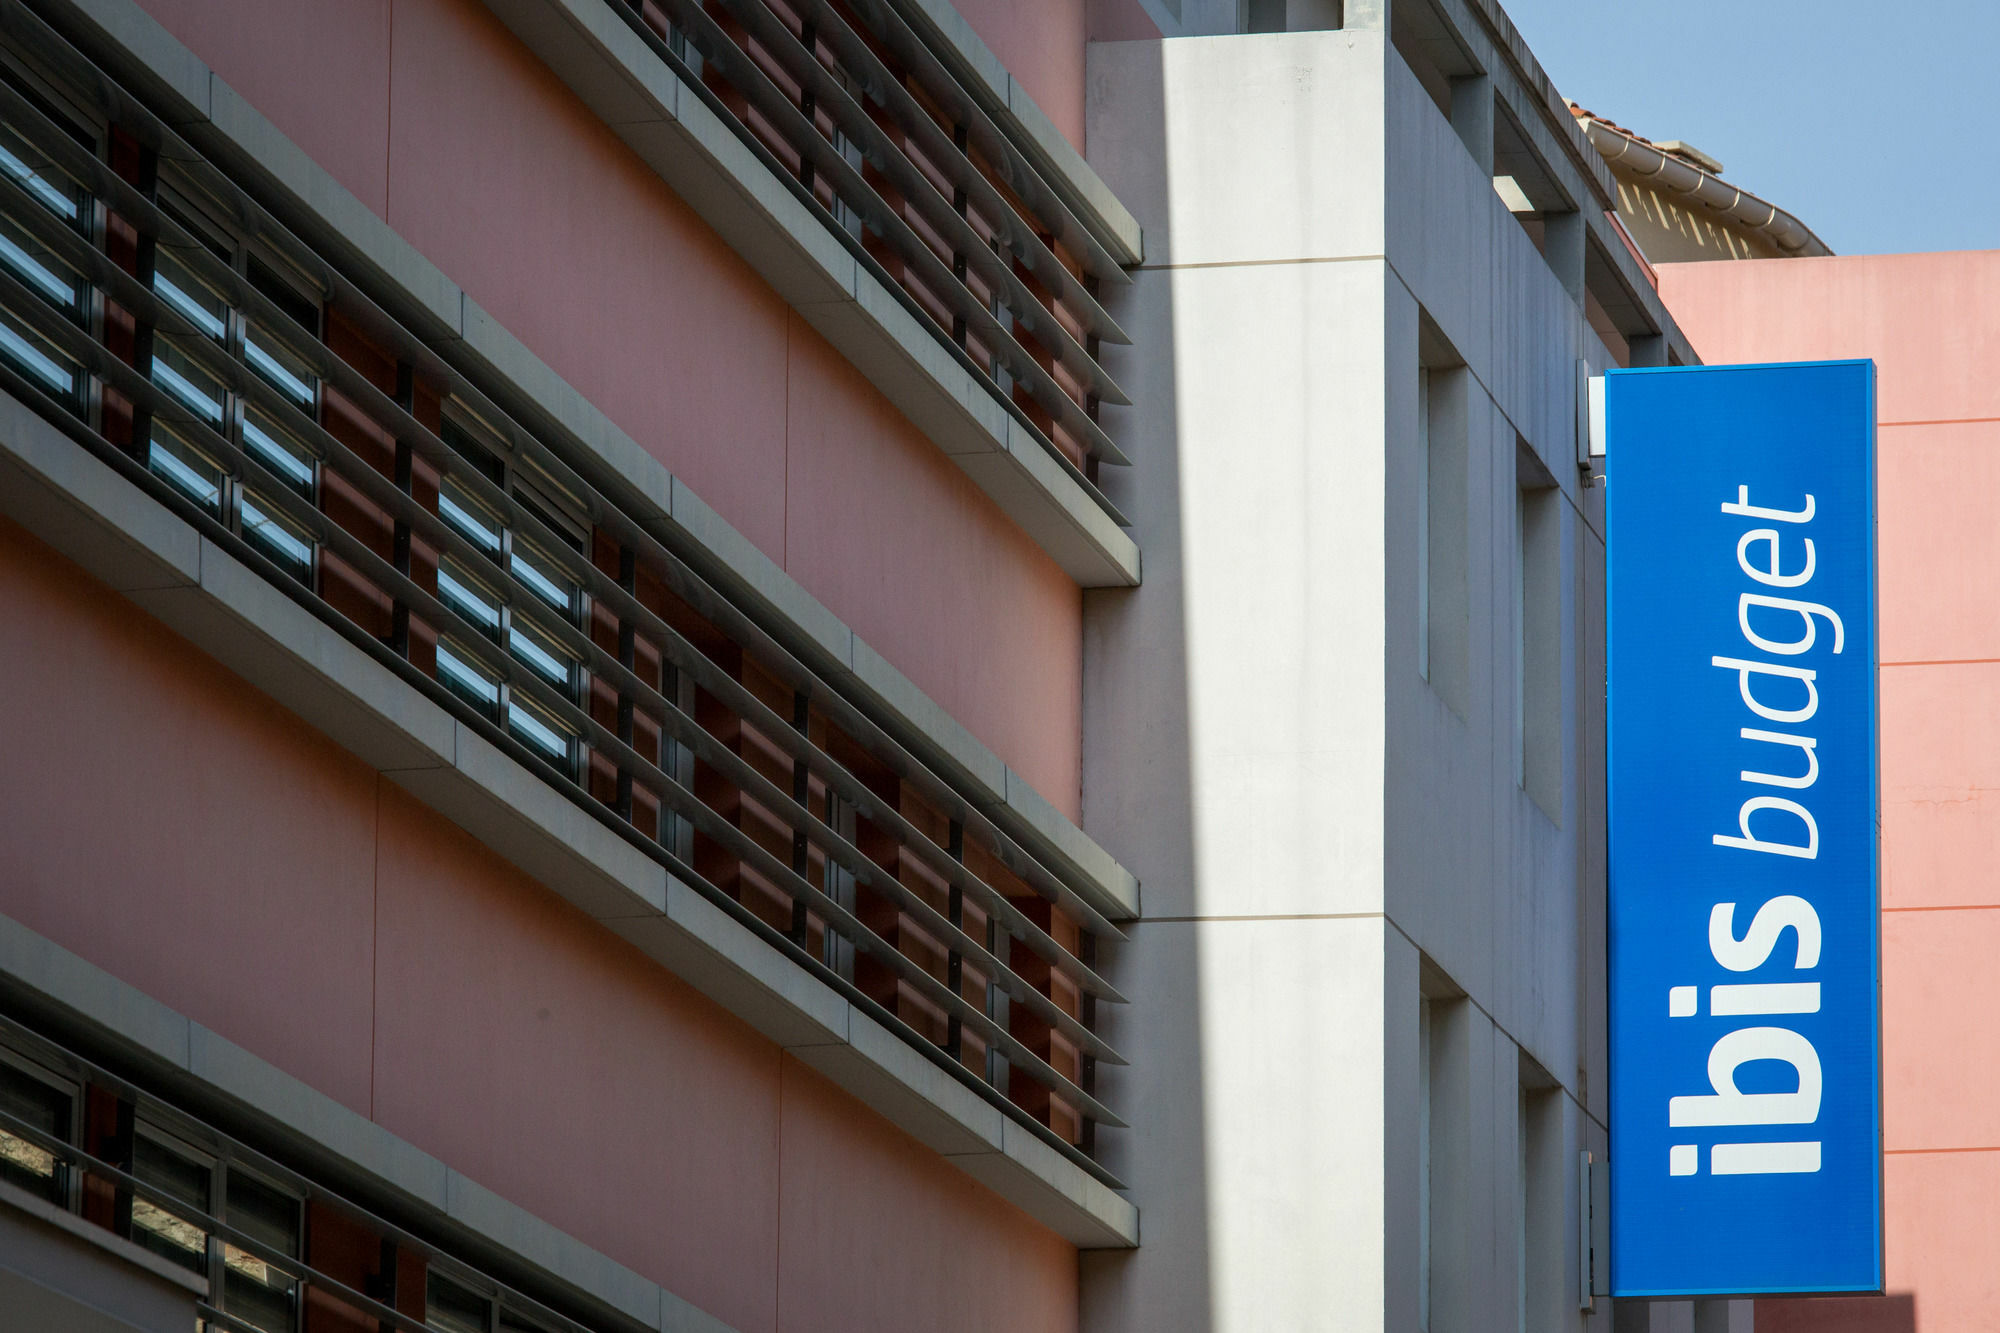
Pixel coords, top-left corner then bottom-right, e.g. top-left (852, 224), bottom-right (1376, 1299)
top-left (367, 785), bottom-right (781, 1333)
top-left (1764, 1151), bottom-right (2000, 1330)
top-left (0, 517), bottom-right (379, 1114)
top-left (775, 1056), bottom-right (1077, 1333)
top-left (1876, 420), bottom-right (2000, 663)
top-left (133, 0), bottom-right (391, 215)
top-left (1880, 909), bottom-right (2000, 1150)
top-left (1878, 662), bottom-right (2000, 912)
top-left (954, 0), bottom-right (1086, 152)
top-left (1659, 252), bottom-right (2000, 426)
top-left (383, 0), bottom-right (792, 561)
top-left (782, 315), bottom-right (1082, 816)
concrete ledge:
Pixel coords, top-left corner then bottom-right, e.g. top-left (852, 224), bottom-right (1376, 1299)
top-left (946, 1115), bottom-right (1140, 1249)
top-left (129, 539), bottom-right (456, 776)
top-left (0, 398), bottom-right (1140, 1251)
top-left (444, 1172), bottom-right (662, 1330)
top-left (605, 881), bottom-right (850, 1052)
top-left (994, 767), bottom-right (1143, 921)
top-left (0, 393), bottom-right (198, 596)
top-left (200, 75), bottom-right (465, 344)
top-left (0, 1176), bottom-right (210, 1298)
top-left (388, 722), bottom-right (669, 922)
top-left (791, 1007), bottom-right (1007, 1158)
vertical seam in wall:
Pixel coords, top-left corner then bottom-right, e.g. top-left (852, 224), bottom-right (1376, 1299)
top-left (382, 0), bottom-right (396, 222)
top-left (781, 312), bottom-right (792, 572)
top-left (370, 775), bottom-right (382, 1120)
top-left (772, 1052), bottom-right (785, 1331)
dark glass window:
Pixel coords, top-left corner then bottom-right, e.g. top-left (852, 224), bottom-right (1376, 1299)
top-left (426, 1273), bottom-right (490, 1333)
top-left (131, 1133), bottom-right (210, 1274)
top-left (0, 1058), bottom-right (70, 1204)
top-left (222, 1168), bottom-right (300, 1333)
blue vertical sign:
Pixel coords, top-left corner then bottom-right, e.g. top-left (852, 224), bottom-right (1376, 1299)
top-left (1606, 361), bottom-right (1881, 1297)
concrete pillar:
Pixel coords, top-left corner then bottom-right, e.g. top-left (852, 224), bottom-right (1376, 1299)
top-left (1627, 332), bottom-right (1666, 367)
top-left (1693, 1298), bottom-right (1755, 1333)
top-left (1543, 209), bottom-right (1586, 304)
top-left (1449, 74), bottom-right (1493, 175)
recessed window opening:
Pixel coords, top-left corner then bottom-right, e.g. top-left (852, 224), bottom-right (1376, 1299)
top-left (0, 301), bottom-right (78, 401)
top-left (437, 638), bottom-right (501, 718)
top-left (1417, 311), bottom-right (1468, 712)
top-left (1515, 440), bottom-right (1562, 822)
top-left (0, 210), bottom-right (82, 312)
top-left (130, 1127), bottom-right (211, 1276)
top-left (0, 1049), bottom-right (74, 1206)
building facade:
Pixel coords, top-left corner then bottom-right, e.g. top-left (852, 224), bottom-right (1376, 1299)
top-left (0, 0), bottom-right (1873, 1331)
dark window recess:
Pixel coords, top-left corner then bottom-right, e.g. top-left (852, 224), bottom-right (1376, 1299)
top-left (129, 1134), bottom-right (210, 1274)
top-left (0, 1060), bottom-right (70, 1203)
top-left (441, 416), bottom-right (505, 485)
top-left (222, 1168), bottom-right (301, 1333)
top-left (426, 1273), bottom-right (492, 1333)
top-left (247, 253), bottom-right (319, 335)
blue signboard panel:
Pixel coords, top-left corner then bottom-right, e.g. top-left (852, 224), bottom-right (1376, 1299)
top-left (1606, 361), bottom-right (1881, 1298)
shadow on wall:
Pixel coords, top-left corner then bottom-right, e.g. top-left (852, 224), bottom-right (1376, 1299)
top-left (1755, 1294), bottom-right (1918, 1333)
top-left (1077, 31), bottom-right (1218, 1333)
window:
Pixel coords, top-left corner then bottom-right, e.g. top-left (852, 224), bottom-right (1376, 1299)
top-left (0, 1052), bottom-right (73, 1205)
top-left (222, 1166), bottom-right (301, 1333)
top-left (131, 1129), bottom-right (211, 1276)
top-left (1417, 997), bottom-right (1433, 1331)
top-left (1516, 442), bottom-right (1561, 822)
top-left (149, 179), bottom-right (325, 588)
top-left (1417, 316), bottom-right (1469, 712)
top-left (437, 408), bottom-right (591, 778)
top-left (426, 1273), bottom-right (490, 1333)
top-left (1518, 1069), bottom-right (1561, 1331)
top-left (0, 63), bottom-right (95, 418)
top-left (1416, 366), bottom-right (1430, 681)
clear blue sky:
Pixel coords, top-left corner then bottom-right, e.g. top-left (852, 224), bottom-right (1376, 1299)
top-left (1493, 0), bottom-right (1997, 257)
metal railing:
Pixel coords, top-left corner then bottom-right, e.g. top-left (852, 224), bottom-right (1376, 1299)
top-left (613, 0), bottom-right (1133, 505)
top-left (0, 0), bottom-right (1123, 1179)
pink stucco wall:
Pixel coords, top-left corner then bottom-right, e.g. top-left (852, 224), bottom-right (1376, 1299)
top-left (1662, 251), bottom-right (2000, 1332)
top-left (132, 0), bottom-right (1084, 818)
top-left (0, 518), bottom-right (1078, 1333)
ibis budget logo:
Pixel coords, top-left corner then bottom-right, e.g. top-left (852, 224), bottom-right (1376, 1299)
top-left (1605, 360), bottom-right (1880, 1298)
top-left (1669, 487), bottom-right (1842, 1180)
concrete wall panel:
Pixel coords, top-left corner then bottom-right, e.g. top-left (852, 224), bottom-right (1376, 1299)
top-left (0, 511), bottom-right (1083, 1330)
top-left (0, 516), bottom-right (379, 1117)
